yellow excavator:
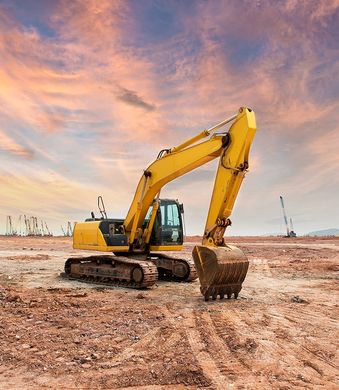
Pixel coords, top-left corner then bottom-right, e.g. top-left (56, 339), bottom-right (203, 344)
top-left (64, 107), bottom-right (256, 300)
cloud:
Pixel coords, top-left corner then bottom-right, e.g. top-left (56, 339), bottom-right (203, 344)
top-left (0, 1), bottom-right (167, 145)
top-left (117, 87), bottom-right (156, 112)
top-left (148, 0), bottom-right (339, 133)
top-left (0, 167), bottom-right (132, 230)
top-left (0, 130), bottom-right (34, 159)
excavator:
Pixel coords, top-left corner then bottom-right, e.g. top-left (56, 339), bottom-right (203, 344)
top-left (63, 107), bottom-right (257, 300)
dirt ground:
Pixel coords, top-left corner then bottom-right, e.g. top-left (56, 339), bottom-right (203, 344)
top-left (0, 236), bottom-right (338, 389)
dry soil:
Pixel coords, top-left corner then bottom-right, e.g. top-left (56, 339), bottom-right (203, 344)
top-left (0, 236), bottom-right (338, 389)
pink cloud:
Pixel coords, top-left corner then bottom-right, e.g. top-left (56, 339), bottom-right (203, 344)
top-left (150, 0), bottom-right (339, 134)
top-left (0, 2), bottom-right (169, 147)
top-left (0, 130), bottom-right (34, 159)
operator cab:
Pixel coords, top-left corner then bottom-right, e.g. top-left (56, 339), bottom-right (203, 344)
top-left (145, 199), bottom-right (184, 246)
top-left (78, 198), bottom-right (184, 250)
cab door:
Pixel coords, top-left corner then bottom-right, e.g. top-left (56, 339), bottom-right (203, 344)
top-left (151, 200), bottom-right (183, 246)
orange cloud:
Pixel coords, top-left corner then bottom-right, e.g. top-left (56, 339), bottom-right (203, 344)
top-left (152, 1), bottom-right (339, 134)
top-left (0, 2), bottom-right (168, 148)
top-left (0, 130), bottom-right (34, 159)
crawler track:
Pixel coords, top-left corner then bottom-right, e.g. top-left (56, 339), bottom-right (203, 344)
top-left (62, 255), bottom-right (158, 289)
top-left (149, 253), bottom-right (198, 282)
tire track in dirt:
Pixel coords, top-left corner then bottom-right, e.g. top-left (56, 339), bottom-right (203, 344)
top-left (96, 305), bottom-right (213, 389)
top-left (99, 325), bottom-right (182, 370)
top-left (281, 304), bottom-right (338, 328)
top-left (160, 305), bottom-right (227, 389)
top-left (107, 328), bottom-right (161, 365)
top-left (221, 303), bottom-right (339, 388)
top-left (183, 313), bottom-right (230, 389)
top-left (213, 308), bottom-right (307, 388)
top-left (265, 305), bottom-right (339, 380)
top-left (121, 385), bottom-right (196, 390)
top-left (200, 310), bottom-right (271, 388)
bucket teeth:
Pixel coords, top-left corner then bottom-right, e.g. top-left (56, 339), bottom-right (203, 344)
top-left (193, 245), bottom-right (249, 301)
top-left (202, 286), bottom-right (240, 301)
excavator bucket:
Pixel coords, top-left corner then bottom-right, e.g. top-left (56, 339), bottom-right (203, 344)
top-left (192, 245), bottom-right (249, 301)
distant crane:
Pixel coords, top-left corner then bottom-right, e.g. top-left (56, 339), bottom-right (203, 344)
top-left (61, 222), bottom-right (72, 237)
top-left (61, 225), bottom-right (67, 236)
top-left (41, 220), bottom-right (46, 236)
top-left (5, 216), bottom-right (16, 236)
top-left (5, 215), bottom-right (53, 237)
top-left (24, 215), bottom-right (32, 236)
top-left (44, 221), bottom-right (53, 236)
top-left (280, 196), bottom-right (296, 237)
top-left (16, 215), bottom-right (23, 236)
top-left (290, 217), bottom-right (295, 235)
top-left (31, 217), bottom-right (41, 236)
top-left (67, 221), bottom-right (73, 236)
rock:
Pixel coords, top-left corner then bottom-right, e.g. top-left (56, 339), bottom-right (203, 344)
top-left (6, 294), bottom-right (21, 302)
top-left (67, 292), bottom-right (88, 298)
top-left (291, 296), bottom-right (309, 304)
top-left (36, 350), bottom-right (48, 356)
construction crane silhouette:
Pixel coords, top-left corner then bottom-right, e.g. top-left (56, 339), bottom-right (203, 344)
top-left (61, 222), bottom-right (73, 237)
top-left (4, 215), bottom-right (53, 236)
top-left (5, 216), bottom-right (16, 236)
top-left (280, 196), bottom-right (296, 237)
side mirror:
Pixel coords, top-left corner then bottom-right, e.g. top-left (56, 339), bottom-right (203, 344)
top-left (179, 203), bottom-right (184, 214)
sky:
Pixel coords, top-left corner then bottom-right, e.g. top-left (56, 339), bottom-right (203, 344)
top-left (0, 0), bottom-right (338, 236)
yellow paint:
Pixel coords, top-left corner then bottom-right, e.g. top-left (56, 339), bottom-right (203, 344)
top-left (73, 221), bottom-right (101, 247)
top-left (170, 129), bottom-right (209, 153)
top-left (149, 245), bottom-right (183, 251)
top-left (202, 107), bottom-right (256, 244)
top-left (73, 243), bottom-right (129, 252)
top-left (145, 200), bottom-right (159, 243)
top-left (73, 221), bottom-right (129, 251)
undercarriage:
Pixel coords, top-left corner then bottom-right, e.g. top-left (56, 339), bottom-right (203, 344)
top-left (62, 253), bottom-right (198, 288)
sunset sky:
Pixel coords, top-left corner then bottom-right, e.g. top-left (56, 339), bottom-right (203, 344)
top-left (0, 0), bottom-right (338, 236)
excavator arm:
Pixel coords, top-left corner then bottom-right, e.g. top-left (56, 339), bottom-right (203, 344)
top-left (125, 107), bottom-right (256, 248)
top-left (124, 107), bottom-right (256, 300)
top-left (124, 132), bottom-right (224, 245)
top-left (202, 107), bottom-right (256, 245)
